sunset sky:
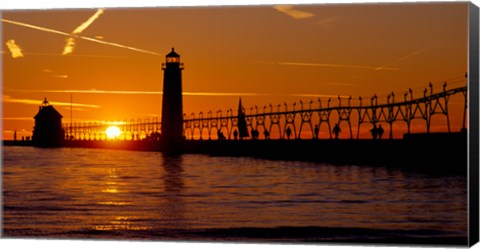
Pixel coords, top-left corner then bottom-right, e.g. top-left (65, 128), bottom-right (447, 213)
top-left (1, 2), bottom-right (469, 139)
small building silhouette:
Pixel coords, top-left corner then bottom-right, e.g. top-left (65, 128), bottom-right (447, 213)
top-left (32, 98), bottom-right (65, 147)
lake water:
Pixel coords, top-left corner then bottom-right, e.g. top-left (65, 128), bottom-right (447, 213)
top-left (1, 146), bottom-right (467, 244)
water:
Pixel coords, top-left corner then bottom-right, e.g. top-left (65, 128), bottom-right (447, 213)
top-left (2, 146), bottom-right (467, 243)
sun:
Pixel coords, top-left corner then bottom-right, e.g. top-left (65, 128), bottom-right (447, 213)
top-left (105, 126), bottom-right (121, 139)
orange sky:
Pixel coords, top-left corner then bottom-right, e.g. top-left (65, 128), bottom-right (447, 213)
top-left (1, 2), bottom-right (469, 139)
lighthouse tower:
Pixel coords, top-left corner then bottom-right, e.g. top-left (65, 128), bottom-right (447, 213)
top-left (161, 48), bottom-right (184, 149)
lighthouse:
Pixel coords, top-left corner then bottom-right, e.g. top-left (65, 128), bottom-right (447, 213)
top-left (161, 48), bottom-right (184, 150)
top-left (32, 97), bottom-right (65, 147)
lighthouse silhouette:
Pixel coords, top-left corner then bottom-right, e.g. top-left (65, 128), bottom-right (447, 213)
top-left (161, 48), bottom-right (184, 151)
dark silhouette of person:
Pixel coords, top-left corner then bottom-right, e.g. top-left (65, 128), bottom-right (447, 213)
top-left (314, 125), bottom-right (319, 139)
top-left (378, 124), bottom-right (384, 139)
top-left (251, 128), bottom-right (259, 140)
top-left (22, 136), bottom-right (25, 141)
top-left (233, 129), bottom-right (238, 140)
top-left (332, 123), bottom-right (341, 139)
top-left (286, 127), bottom-right (292, 140)
top-left (217, 130), bottom-right (226, 140)
top-left (263, 129), bottom-right (270, 140)
top-left (370, 124), bottom-right (378, 139)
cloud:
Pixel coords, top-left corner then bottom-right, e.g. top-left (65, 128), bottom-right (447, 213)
top-left (8, 89), bottom-right (163, 95)
top-left (53, 74), bottom-right (68, 79)
top-left (4, 89), bottom-right (268, 96)
top-left (63, 9), bottom-right (105, 55)
top-left (62, 37), bottom-right (76, 55)
top-left (42, 68), bottom-right (68, 79)
top-left (258, 61), bottom-right (399, 71)
top-left (5, 39), bottom-right (24, 58)
top-left (3, 95), bottom-right (100, 108)
top-left (316, 16), bottom-right (337, 27)
top-left (61, 107), bottom-right (85, 111)
top-left (273, 5), bottom-right (314, 19)
top-left (183, 92), bottom-right (266, 96)
top-left (1, 18), bottom-right (160, 56)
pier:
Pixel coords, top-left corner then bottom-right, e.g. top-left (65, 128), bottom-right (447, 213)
top-left (4, 49), bottom-right (469, 174)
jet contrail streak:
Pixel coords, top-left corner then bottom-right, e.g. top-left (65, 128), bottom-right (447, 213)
top-left (375, 50), bottom-right (423, 71)
top-left (64, 9), bottom-right (105, 55)
top-left (273, 5), bottom-right (314, 19)
top-left (1, 18), bottom-right (161, 56)
top-left (5, 89), bottom-right (352, 99)
top-left (2, 95), bottom-right (100, 108)
top-left (72, 9), bottom-right (104, 35)
top-left (278, 61), bottom-right (399, 71)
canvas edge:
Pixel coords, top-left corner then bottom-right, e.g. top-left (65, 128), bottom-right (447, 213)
top-left (468, 1), bottom-right (480, 247)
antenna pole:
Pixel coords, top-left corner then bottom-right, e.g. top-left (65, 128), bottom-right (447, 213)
top-left (70, 94), bottom-right (72, 139)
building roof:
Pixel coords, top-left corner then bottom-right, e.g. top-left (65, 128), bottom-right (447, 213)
top-left (34, 105), bottom-right (63, 120)
top-left (166, 47), bottom-right (180, 57)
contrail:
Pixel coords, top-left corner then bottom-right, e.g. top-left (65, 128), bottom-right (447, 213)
top-left (5, 89), bottom-right (352, 99)
top-left (375, 50), bottom-right (423, 71)
top-left (5, 39), bottom-right (24, 58)
top-left (63, 9), bottom-right (105, 55)
top-left (1, 18), bottom-right (161, 56)
top-left (316, 17), bottom-right (337, 27)
top-left (3, 95), bottom-right (100, 108)
top-left (273, 5), bottom-right (314, 19)
top-left (72, 9), bottom-right (104, 35)
top-left (261, 61), bottom-right (399, 71)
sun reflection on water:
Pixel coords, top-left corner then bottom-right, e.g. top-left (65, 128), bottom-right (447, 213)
top-left (97, 201), bottom-right (131, 206)
top-left (101, 188), bottom-right (118, 193)
top-left (93, 215), bottom-right (150, 231)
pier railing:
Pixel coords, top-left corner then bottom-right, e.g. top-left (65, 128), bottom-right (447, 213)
top-left (64, 79), bottom-right (468, 141)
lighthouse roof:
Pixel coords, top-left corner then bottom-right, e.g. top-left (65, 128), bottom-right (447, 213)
top-left (166, 48), bottom-right (180, 57)
top-left (34, 105), bottom-right (63, 120)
